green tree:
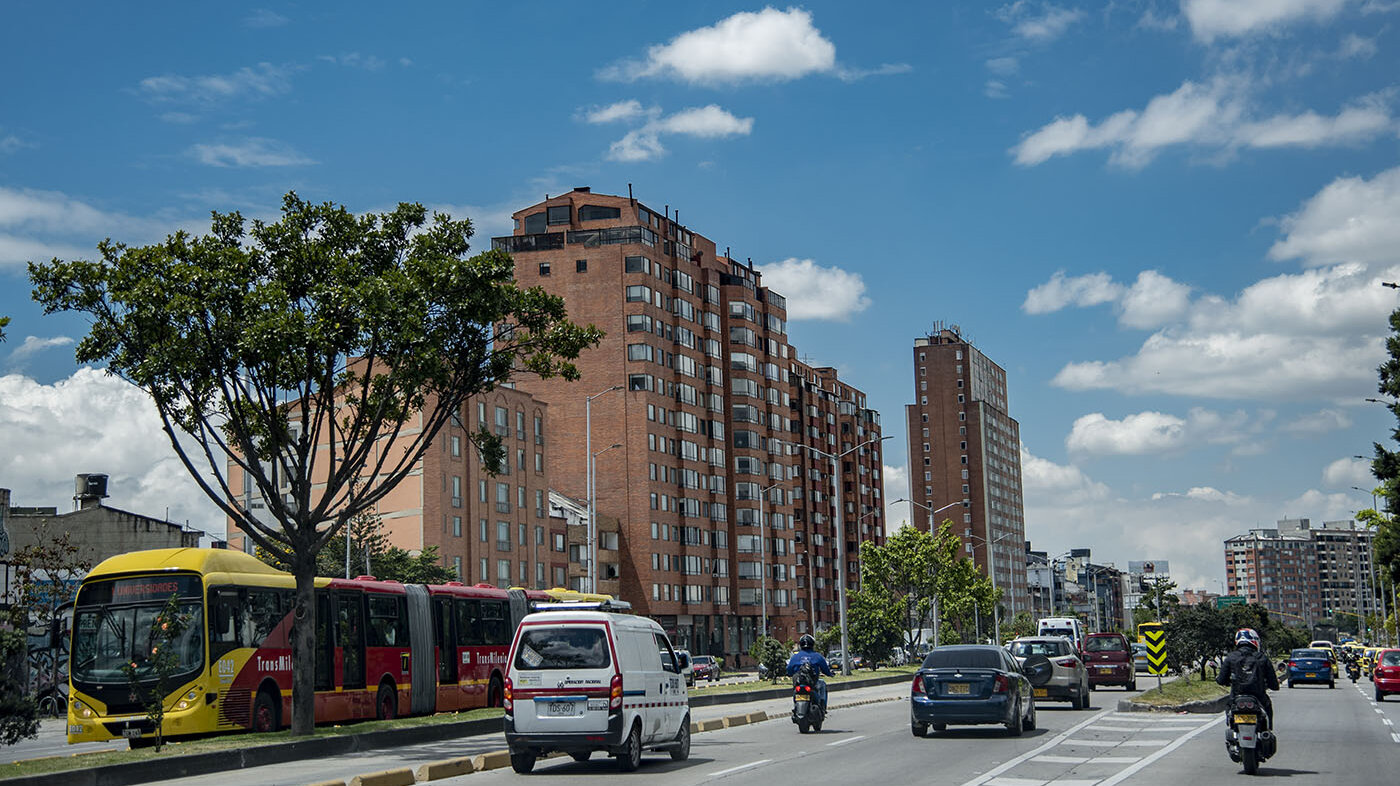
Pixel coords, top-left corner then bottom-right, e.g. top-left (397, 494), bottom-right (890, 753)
top-left (0, 627), bottom-right (37, 746)
top-left (259, 509), bottom-right (456, 584)
top-left (1132, 577), bottom-right (1180, 626)
top-left (938, 556), bottom-right (1001, 643)
top-left (1002, 611), bottom-right (1036, 640)
top-left (121, 594), bottom-right (194, 751)
top-left (1165, 602), bottom-right (1231, 679)
top-left (846, 586), bottom-right (903, 668)
top-left (750, 636), bottom-right (790, 682)
top-left (815, 625), bottom-right (842, 656)
top-left (29, 193), bottom-right (601, 735)
top-left (856, 521), bottom-right (965, 652)
top-left (1366, 307), bottom-right (1400, 586)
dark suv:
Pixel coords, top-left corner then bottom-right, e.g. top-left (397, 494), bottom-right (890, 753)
top-left (1084, 633), bottom-right (1135, 690)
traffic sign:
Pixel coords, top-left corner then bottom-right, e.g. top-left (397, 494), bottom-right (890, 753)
top-left (1143, 627), bottom-right (1168, 676)
top-left (1216, 595), bottom-right (1246, 608)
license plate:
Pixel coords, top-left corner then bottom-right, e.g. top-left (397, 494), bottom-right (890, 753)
top-left (1098, 666), bottom-right (1114, 672)
top-left (795, 694), bottom-right (810, 702)
top-left (121, 729), bottom-right (143, 739)
top-left (1033, 688), bottom-right (1047, 698)
top-left (1306, 673), bottom-right (1316, 678)
top-left (948, 683), bottom-right (971, 695)
top-left (546, 701), bottom-right (579, 717)
top-left (1234, 714), bottom-right (1257, 725)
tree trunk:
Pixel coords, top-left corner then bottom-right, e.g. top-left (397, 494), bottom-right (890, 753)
top-left (291, 563), bottom-right (317, 736)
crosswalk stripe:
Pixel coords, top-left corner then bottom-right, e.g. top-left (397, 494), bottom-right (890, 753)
top-left (1033, 755), bottom-right (1089, 764)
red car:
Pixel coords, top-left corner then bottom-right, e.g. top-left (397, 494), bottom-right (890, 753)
top-left (1083, 633), bottom-right (1136, 690)
top-left (1375, 648), bottom-right (1400, 702)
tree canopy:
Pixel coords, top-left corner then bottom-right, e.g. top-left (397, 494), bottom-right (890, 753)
top-left (28, 192), bottom-right (601, 735)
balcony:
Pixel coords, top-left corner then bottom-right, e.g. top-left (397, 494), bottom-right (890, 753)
top-left (492, 233), bottom-right (565, 253)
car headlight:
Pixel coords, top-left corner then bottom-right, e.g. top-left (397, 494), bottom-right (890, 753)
top-left (72, 698), bottom-right (95, 719)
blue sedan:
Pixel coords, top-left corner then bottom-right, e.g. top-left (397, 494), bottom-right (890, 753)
top-left (1287, 648), bottom-right (1335, 688)
top-left (910, 645), bottom-right (1045, 737)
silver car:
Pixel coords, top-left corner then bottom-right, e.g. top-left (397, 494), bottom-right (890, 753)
top-left (1007, 636), bottom-right (1090, 709)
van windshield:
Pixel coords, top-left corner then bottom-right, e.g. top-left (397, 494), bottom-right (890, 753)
top-left (515, 626), bottom-right (611, 670)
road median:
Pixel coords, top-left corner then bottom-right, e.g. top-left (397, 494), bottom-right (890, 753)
top-left (1119, 672), bottom-right (1228, 713)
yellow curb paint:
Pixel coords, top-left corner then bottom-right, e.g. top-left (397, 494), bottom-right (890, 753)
top-left (348, 768), bottom-right (414, 786)
top-left (415, 757), bottom-right (475, 781)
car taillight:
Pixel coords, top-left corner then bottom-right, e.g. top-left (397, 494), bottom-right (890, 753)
top-left (1053, 657), bottom-right (1078, 668)
top-left (1288, 661), bottom-right (1297, 669)
top-left (911, 675), bottom-right (925, 696)
top-left (609, 674), bottom-right (623, 711)
top-left (993, 674), bottom-right (1011, 693)
top-left (503, 677), bottom-right (513, 713)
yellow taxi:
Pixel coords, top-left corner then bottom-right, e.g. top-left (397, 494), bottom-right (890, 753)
top-left (1363, 648), bottom-right (1381, 678)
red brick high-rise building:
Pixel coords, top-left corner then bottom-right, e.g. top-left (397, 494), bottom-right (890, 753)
top-left (905, 324), bottom-right (1030, 621)
top-left (494, 187), bottom-right (886, 661)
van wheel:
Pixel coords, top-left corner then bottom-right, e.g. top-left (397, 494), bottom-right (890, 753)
top-left (252, 690), bottom-right (279, 733)
top-left (670, 717), bottom-right (691, 761)
top-left (511, 752), bottom-right (537, 774)
top-left (617, 723), bottom-right (642, 772)
top-left (487, 674), bottom-right (504, 708)
top-left (376, 684), bottom-right (397, 720)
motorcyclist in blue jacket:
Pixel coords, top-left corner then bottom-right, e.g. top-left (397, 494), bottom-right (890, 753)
top-left (787, 635), bottom-right (835, 711)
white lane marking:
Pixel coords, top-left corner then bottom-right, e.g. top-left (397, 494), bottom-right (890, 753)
top-left (1032, 755), bottom-right (1089, 764)
top-left (1089, 725), bottom-right (1150, 732)
top-left (1392, 732), bottom-right (1400, 743)
top-left (1107, 714), bottom-right (1214, 723)
top-left (956, 707), bottom-right (1114, 786)
top-left (1093, 756), bottom-right (1142, 764)
top-left (1116, 739), bottom-right (1174, 747)
top-left (824, 735), bottom-right (866, 747)
top-left (709, 759), bottom-right (771, 777)
top-left (1384, 719), bottom-right (1394, 726)
top-left (1063, 739), bottom-right (1122, 747)
top-left (986, 779), bottom-right (1048, 786)
top-left (1096, 720), bottom-right (1218, 786)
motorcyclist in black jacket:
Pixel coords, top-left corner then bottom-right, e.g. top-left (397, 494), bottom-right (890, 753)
top-left (1216, 628), bottom-right (1280, 720)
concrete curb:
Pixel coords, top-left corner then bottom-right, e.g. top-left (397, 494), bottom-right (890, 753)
top-left (415, 757), bottom-right (474, 782)
top-left (348, 768), bottom-right (414, 786)
top-left (470, 750), bottom-right (511, 772)
top-left (1117, 694), bottom-right (1230, 714)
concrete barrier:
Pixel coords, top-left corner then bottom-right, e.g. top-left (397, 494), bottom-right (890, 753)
top-left (722, 714), bottom-right (749, 728)
top-left (697, 718), bottom-right (724, 732)
top-left (745, 711), bottom-right (767, 724)
top-left (348, 768), bottom-right (414, 786)
top-left (1117, 694), bottom-right (1230, 714)
top-left (472, 749), bottom-right (513, 772)
top-left (415, 756), bottom-right (475, 781)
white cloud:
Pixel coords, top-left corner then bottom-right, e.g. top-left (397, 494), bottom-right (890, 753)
top-left (1182, 0), bottom-right (1353, 42)
top-left (6, 335), bottom-right (74, 365)
top-left (0, 369), bottom-right (226, 538)
top-left (190, 138), bottom-right (317, 167)
top-left (755, 258), bottom-right (871, 321)
top-left (1338, 33), bottom-right (1378, 58)
top-left (599, 104), bottom-right (753, 163)
top-left (986, 57), bottom-right (1021, 76)
top-left (138, 62), bottom-right (294, 104)
top-left (318, 53), bottom-right (387, 71)
top-left (996, 2), bottom-right (1087, 41)
top-left (1268, 165), bottom-right (1400, 267)
top-left (1067, 411), bottom-right (1187, 455)
top-left (1137, 8), bottom-right (1180, 30)
top-left (1012, 80), bottom-right (1395, 168)
top-left (985, 80), bottom-right (1010, 99)
top-left (833, 63), bottom-right (913, 82)
top-left (1282, 408), bottom-right (1353, 435)
top-left (0, 233), bottom-right (97, 269)
top-left (244, 9), bottom-right (288, 28)
top-left (1118, 270), bottom-right (1192, 329)
top-left (600, 7), bottom-right (837, 86)
top-left (0, 187), bottom-right (172, 269)
top-left (1322, 456), bottom-right (1373, 487)
top-left (583, 100), bottom-right (649, 125)
top-left (1023, 271), bottom-right (1123, 313)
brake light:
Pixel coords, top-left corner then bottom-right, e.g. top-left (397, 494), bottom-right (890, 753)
top-left (609, 674), bottom-right (623, 711)
top-left (911, 675), bottom-right (925, 696)
top-left (993, 674), bottom-right (1011, 693)
top-left (503, 677), bottom-right (513, 713)
top-left (1288, 661), bottom-right (1297, 670)
top-left (1053, 657), bottom-right (1078, 668)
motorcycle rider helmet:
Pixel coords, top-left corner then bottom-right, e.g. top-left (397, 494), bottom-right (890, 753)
top-left (1234, 628), bottom-right (1261, 648)
top-left (799, 634), bottom-right (816, 651)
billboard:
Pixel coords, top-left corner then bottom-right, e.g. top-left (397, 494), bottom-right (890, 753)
top-left (1128, 560), bottom-right (1170, 576)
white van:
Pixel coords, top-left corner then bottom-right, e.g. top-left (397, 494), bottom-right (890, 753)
top-left (504, 605), bottom-right (689, 773)
top-left (1037, 617), bottom-right (1086, 650)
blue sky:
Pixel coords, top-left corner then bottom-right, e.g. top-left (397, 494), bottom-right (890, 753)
top-left (3, 1), bottom-right (1399, 590)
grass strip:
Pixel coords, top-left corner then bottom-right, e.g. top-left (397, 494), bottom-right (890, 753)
top-left (1129, 672), bottom-right (1228, 708)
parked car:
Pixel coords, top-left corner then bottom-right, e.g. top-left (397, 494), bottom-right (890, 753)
top-left (691, 654), bottom-right (721, 682)
top-left (828, 649), bottom-right (863, 670)
top-left (1131, 642), bottom-right (1150, 673)
top-left (1370, 648), bottom-right (1399, 701)
top-left (1083, 633), bottom-right (1136, 690)
top-left (1006, 636), bottom-right (1090, 709)
top-left (1286, 648), bottom-right (1335, 688)
top-left (910, 645), bottom-right (1040, 737)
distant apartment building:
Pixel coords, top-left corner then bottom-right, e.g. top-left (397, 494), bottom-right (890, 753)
top-left (493, 187), bottom-right (886, 660)
top-left (1224, 519), bottom-right (1324, 626)
top-left (227, 385), bottom-right (554, 591)
top-left (906, 324), bottom-right (1029, 616)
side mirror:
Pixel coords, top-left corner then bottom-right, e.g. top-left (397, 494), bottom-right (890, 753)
top-left (662, 654), bottom-right (678, 673)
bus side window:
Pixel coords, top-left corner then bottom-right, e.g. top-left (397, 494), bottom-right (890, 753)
top-left (210, 588), bottom-right (247, 660)
top-left (248, 589), bottom-right (282, 647)
top-left (481, 600), bottom-right (508, 645)
top-left (456, 599), bottom-right (481, 646)
top-left (367, 595), bottom-right (402, 646)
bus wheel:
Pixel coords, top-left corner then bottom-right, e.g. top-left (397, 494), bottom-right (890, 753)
top-left (487, 675), bottom-right (504, 708)
top-left (376, 684), bottom-right (398, 720)
top-left (253, 691), bottom-right (279, 733)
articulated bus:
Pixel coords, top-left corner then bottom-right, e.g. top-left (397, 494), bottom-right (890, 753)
top-left (1136, 621), bottom-right (1164, 644)
top-left (66, 548), bottom-right (597, 746)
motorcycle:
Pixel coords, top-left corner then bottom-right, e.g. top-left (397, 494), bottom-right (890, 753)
top-left (791, 662), bottom-right (826, 734)
top-left (1225, 694), bottom-right (1276, 776)
top-left (1347, 661), bottom-right (1360, 682)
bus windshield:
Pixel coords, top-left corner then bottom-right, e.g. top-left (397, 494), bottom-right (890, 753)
top-left (72, 602), bottom-right (204, 684)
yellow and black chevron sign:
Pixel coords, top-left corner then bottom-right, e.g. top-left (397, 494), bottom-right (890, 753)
top-left (1144, 628), bottom-right (1168, 676)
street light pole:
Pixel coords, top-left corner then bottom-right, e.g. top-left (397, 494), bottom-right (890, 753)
top-left (585, 385), bottom-right (623, 593)
top-left (807, 435), bottom-right (891, 676)
top-left (588, 442), bottom-right (622, 593)
top-left (896, 497), bottom-right (963, 649)
top-left (759, 480), bottom-right (784, 640)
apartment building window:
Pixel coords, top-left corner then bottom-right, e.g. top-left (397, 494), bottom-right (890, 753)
top-left (480, 558), bottom-right (488, 584)
top-left (547, 205), bottom-right (570, 225)
top-left (453, 516), bottom-right (462, 537)
top-left (494, 406), bottom-right (509, 435)
top-left (518, 524), bottom-right (527, 551)
top-left (451, 476), bottom-right (462, 508)
top-left (450, 435), bottom-right (460, 457)
top-left (497, 521), bottom-right (510, 551)
top-left (453, 557), bottom-right (462, 579)
top-left (922, 443), bottom-right (930, 452)
top-left (538, 262), bottom-right (551, 276)
top-left (628, 343), bottom-right (654, 362)
top-left (626, 285), bottom-right (650, 302)
top-left (496, 560), bottom-right (511, 587)
top-left (576, 259), bottom-right (588, 273)
top-left (496, 482), bottom-right (511, 513)
top-left (957, 394), bottom-right (965, 403)
top-left (553, 533), bottom-right (565, 552)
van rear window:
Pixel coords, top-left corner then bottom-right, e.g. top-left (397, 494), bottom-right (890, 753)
top-left (515, 626), bottom-right (611, 670)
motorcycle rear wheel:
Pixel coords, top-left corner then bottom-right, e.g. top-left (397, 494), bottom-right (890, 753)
top-left (1242, 748), bottom-right (1258, 775)
top-left (798, 720), bottom-right (810, 734)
